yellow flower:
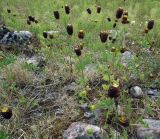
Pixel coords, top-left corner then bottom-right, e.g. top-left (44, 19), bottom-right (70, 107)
top-left (90, 105), bottom-right (96, 111)
top-left (113, 82), bottom-right (119, 88)
top-left (118, 115), bottom-right (129, 126)
top-left (79, 90), bottom-right (87, 98)
top-left (1, 107), bottom-right (9, 113)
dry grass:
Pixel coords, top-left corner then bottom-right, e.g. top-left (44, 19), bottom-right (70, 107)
top-left (1, 61), bottom-right (34, 87)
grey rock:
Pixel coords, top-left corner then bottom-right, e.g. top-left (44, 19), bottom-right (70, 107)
top-left (136, 119), bottom-right (160, 139)
top-left (26, 56), bottom-right (38, 65)
top-left (121, 51), bottom-right (134, 67)
top-left (88, 109), bottom-right (102, 125)
top-left (146, 88), bottom-right (158, 96)
top-left (108, 30), bottom-right (118, 40)
top-left (79, 104), bottom-right (89, 112)
top-left (130, 86), bottom-right (144, 98)
top-left (21, 56), bottom-right (46, 68)
top-left (84, 64), bottom-right (96, 73)
top-left (84, 64), bottom-right (98, 79)
top-left (80, 104), bottom-right (102, 125)
top-left (38, 91), bottom-right (60, 106)
top-left (14, 31), bottom-right (32, 40)
top-left (55, 108), bottom-right (64, 117)
top-left (88, 118), bottom-right (99, 125)
top-left (0, 26), bottom-right (10, 40)
top-left (38, 97), bottom-right (56, 105)
top-left (143, 119), bottom-right (160, 128)
top-left (84, 112), bottom-right (94, 119)
top-left (0, 25), bottom-right (32, 50)
top-left (32, 111), bottom-right (42, 117)
top-left (136, 128), bottom-right (160, 139)
top-left (47, 30), bottom-right (59, 35)
top-left (45, 91), bottom-right (59, 100)
top-left (64, 82), bottom-right (77, 96)
top-left (26, 109), bottom-right (43, 118)
top-left (111, 129), bottom-right (121, 139)
top-left (63, 122), bottom-right (108, 139)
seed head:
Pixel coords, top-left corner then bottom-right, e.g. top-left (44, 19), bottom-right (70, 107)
top-left (1, 107), bottom-right (12, 119)
top-left (97, 6), bottom-right (101, 13)
top-left (43, 31), bottom-right (48, 38)
top-left (74, 47), bottom-right (81, 56)
top-left (147, 20), bottom-right (154, 30)
top-left (87, 8), bottom-right (92, 14)
top-left (65, 5), bottom-right (70, 14)
top-left (99, 31), bottom-right (108, 43)
top-left (66, 24), bottom-right (73, 36)
top-left (116, 7), bottom-right (124, 19)
top-left (78, 30), bottom-right (85, 39)
top-left (108, 84), bottom-right (120, 98)
top-left (53, 11), bottom-right (60, 19)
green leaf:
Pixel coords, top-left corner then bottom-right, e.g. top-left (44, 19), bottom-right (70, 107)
top-left (102, 84), bottom-right (109, 90)
top-left (97, 98), bottom-right (114, 109)
top-left (79, 90), bottom-right (87, 98)
top-left (102, 75), bottom-right (109, 81)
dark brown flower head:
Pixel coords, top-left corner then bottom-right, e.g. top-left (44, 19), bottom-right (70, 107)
top-left (43, 31), bottom-right (48, 38)
top-left (27, 20), bottom-right (31, 25)
top-left (78, 30), bottom-right (85, 39)
top-left (113, 22), bottom-right (117, 28)
top-left (74, 47), bottom-right (81, 56)
top-left (123, 10), bottom-right (128, 16)
top-left (97, 6), bottom-right (101, 13)
top-left (147, 20), bottom-right (154, 30)
top-left (108, 84), bottom-right (120, 98)
top-left (109, 36), bottom-right (112, 40)
top-left (99, 31), bottom-right (108, 43)
top-left (7, 9), bottom-right (11, 13)
top-left (54, 11), bottom-right (60, 19)
top-left (107, 17), bottom-right (111, 22)
top-left (1, 107), bottom-right (12, 119)
top-left (66, 24), bottom-right (73, 36)
top-left (28, 16), bottom-right (35, 22)
top-left (144, 28), bottom-right (149, 34)
top-left (35, 20), bottom-right (38, 24)
top-left (122, 15), bottom-right (128, 21)
top-left (112, 38), bottom-right (116, 43)
top-left (118, 115), bottom-right (129, 127)
top-left (122, 19), bottom-right (130, 24)
top-left (120, 47), bottom-right (127, 53)
top-left (116, 7), bottom-right (124, 19)
top-left (65, 5), bottom-right (70, 14)
top-left (87, 8), bottom-right (92, 14)
top-left (49, 34), bottom-right (54, 39)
